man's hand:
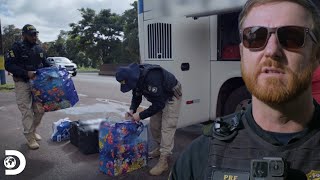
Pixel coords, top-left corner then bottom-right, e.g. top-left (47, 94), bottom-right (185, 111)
top-left (132, 112), bottom-right (141, 122)
top-left (125, 110), bottom-right (134, 120)
top-left (27, 71), bottom-right (36, 79)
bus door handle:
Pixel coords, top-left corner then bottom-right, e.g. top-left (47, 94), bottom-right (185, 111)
top-left (181, 63), bottom-right (190, 71)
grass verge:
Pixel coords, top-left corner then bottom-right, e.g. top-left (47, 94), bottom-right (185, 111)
top-left (0, 83), bottom-right (15, 92)
top-left (78, 67), bottom-right (99, 72)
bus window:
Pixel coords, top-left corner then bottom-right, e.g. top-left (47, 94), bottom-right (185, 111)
top-left (218, 11), bottom-right (241, 61)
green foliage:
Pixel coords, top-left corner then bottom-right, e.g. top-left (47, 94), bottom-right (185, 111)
top-left (2, 25), bottom-right (21, 52)
top-left (44, 30), bottom-right (68, 57)
top-left (122, 1), bottom-right (140, 63)
top-left (69, 8), bottom-right (126, 68)
top-left (78, 66), bottom-right (99, 72)
top-left (2, 1), bottom-right (140, 68)
top-left (0, 83), bottom-right (14, 91)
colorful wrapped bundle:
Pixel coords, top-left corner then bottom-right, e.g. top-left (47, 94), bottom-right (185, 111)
top-left (30, 67), bottom-right (79, 112)
top-left (99, 120), bottom-right (148, 176)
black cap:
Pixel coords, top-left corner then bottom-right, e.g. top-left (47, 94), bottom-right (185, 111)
top-left (22, 24), bottom-right (39, 35)
top-left (115, 63), bottom-right (140, 93)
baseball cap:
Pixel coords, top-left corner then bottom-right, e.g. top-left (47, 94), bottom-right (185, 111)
top-left (115, 63), bottom-right (140, 93)
top-left (22, 24), bottom-right (39, 35)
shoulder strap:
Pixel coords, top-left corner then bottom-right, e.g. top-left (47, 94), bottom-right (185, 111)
top-left (140, 64), bottom-right (162, 81)
top-left (136, 64), bottom-right (162, 90)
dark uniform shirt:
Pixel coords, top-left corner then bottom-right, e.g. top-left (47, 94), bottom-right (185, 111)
top-left (170, 102), bottom-right (320, 180)
top-left (130, 68), bottom-right (176, 119)
top-left (5, 40), bottom-right (49, 81)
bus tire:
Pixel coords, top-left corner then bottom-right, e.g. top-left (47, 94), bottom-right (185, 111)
top-left (223, 86), bottom-right (251, 116)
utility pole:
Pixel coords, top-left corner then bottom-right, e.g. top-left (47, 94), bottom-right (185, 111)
top-left (0, 19), bottom-right (6, 85)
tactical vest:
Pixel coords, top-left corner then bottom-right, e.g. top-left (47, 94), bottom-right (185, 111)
top-left (15, 41), bottom-right (45, 71)
top-left (136, 64), bottom-right (177, 94)
top-left (204, 107), bottom-right (320, 179)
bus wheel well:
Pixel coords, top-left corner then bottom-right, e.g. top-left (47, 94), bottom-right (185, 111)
top-left (216, 78), bottom-right (250, 117)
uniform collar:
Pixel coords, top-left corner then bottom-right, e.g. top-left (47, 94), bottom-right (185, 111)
top-left (244, 100), bottom-right (320, 145)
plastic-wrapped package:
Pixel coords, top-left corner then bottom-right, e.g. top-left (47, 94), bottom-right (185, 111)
top-left (31, 67), bottom-right (79, 112)
top-left (51, 118), bottom-right (72, 142)
top-left (99, 120), bottom-right (148, 176)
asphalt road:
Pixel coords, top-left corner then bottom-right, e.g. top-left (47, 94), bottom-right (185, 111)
top-left (0, 73), bottom-right (203, 180)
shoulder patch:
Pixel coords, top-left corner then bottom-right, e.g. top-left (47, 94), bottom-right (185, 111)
top-left (307, 170), bottom-right (320, 180)
top-left (9, 50), bottom-right (15, 58)
top-left (148, 85), bottom-right (158, 93)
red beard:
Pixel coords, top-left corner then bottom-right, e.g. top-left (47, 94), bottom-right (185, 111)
top-left (241, 58), bottom-right (315, 104)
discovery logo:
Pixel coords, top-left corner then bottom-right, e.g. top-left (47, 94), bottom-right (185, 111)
top-left (3, 150), bottom-right (26, 175)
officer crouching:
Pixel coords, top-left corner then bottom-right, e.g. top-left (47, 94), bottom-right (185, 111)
top-left (5, 24), bottom-right (50, 150)
top-left (115, 63), bottom-right (182, 176)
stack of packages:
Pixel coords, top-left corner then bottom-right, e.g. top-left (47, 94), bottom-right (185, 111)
top-left (30, 67), bottom-right (79, 112)
top-left (70, 118), bottom-right (106, 154)
top-left (99, 120), bottom-right (148, 176)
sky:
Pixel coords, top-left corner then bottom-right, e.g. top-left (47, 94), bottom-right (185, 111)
top-left (0, 0), bottom-right (136, 42)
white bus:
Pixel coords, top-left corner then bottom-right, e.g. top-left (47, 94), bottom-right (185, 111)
top-left (137, 0), bottom-right (251, 128)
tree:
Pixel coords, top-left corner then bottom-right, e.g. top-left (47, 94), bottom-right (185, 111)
top-left (2, 25), bottom-right (21, 52)
top-left (65, 36), bottom-right (91, 67)
top-left (69, 8), bottom-right (100, 68)
top-left (43, 42), bottom-right (57, 56)
top-left (121, 1), bottom-right (139, 63)
top-left (69, 8), bottom-right (124, 68)
top-left (54, 30), bottom-right (68, 57)
top-left (44, 30), bottom-right (68, 57)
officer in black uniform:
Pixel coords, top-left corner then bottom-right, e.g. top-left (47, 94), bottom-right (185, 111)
top-left (170, 0), bottom-right (320, 179)
top-left (5, 24), bottom-right (49, 150)
top-left (115, 63), bottom-right (182, 176)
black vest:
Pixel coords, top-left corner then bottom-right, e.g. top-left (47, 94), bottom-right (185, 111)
top-left (137, 64), bottom-right (177, 93)
top-left (205, 104), bottom-right (320, 179)
top-left (14, 41), bottom-right (46, 71)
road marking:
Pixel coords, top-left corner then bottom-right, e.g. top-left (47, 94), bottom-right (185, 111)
top-left (77, 94), bottom-right (88, 97)
top-left (96, 98), bottom-right (130, 106)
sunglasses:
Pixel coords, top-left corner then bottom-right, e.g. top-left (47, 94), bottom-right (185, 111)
top-left (241, 26), bottom-right (318, 51)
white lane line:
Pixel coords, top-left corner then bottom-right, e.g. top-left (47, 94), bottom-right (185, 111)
top-left (77, 93), bottom-right (88, 97)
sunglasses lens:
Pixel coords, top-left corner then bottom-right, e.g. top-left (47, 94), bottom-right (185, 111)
top-left (277, 26), bottom-right (305, 49)
top-left (242, 27), bottom-right (268, 49)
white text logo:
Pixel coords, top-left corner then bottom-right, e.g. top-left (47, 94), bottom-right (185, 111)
top-left (4, 150), bottom-right (26, 175)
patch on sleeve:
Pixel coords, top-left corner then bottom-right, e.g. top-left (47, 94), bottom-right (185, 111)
top-left (9, 50), bottom-right (15, 58)
top-left (39, 53), bottom-right (43, 58)
top-left (148, 85), bottom-right (158, 93)
top-left (307, 170), bottom-right (320, 180)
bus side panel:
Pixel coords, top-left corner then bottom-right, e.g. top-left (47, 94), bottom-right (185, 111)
top-left (210, 16), bottom-right (218, 61)
top-left (143, 17), bottom-right (211, 128)
top-left (143, 0), bottom-right (154, 20)
top-left (138, 0), bottom-right (145, 61)
top-left (209, 61), bottom-right (242, 119)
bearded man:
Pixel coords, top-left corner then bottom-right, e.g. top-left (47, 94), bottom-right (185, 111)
top-left (170, 0), bottom-right (320, 179)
